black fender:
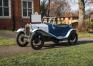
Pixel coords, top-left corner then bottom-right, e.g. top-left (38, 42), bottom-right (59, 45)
top-left (65, 29), bottom-right (77, 38)
top-left (68, 29), bottom-right (78, 45)
top-left (30, 30), bottom-right (44, 50)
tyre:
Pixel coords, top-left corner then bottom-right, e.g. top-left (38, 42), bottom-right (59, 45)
top-left (68, 32), bottom-right (78, 45)
top-left (53, 39), bottom-right (59, 44)
top-left (31, 32), bottom-right (44, 50)
top-left (16, 32), bottom-right (28, 47)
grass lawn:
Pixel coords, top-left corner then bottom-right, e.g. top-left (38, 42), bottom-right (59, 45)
top-left (0, 30), bottom-right (16, 46)
top-left (0, 38), bottom-right (16, 46)
top-left (0, 43), bottom-right (93, 66)
top-left (78, 32), bottom-right (93, 38)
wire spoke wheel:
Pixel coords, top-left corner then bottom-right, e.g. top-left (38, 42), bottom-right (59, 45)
top-left (16, 32), bottom-right (28, 47)
top-left (68, 32), bottom-right (78, 45)
top-left (31, 33), bottom-right (44, 50)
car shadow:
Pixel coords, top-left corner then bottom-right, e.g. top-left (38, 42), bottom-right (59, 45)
top-left (43, 39), bottom-right (93, 49)
top-left (26, 39), bottom-right (93, 50)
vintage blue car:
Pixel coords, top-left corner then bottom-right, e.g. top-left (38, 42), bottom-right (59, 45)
top-left (16, 18), bottom-right (78, 50)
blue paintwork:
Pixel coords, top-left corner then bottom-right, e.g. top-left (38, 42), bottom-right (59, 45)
top-left (47, 23), bottom-right (72, 37)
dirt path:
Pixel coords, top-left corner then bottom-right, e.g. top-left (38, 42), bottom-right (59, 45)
top-left (0, 30), bottom-right (16, 39)
top-left (0, 45), bottom-right (34, 57)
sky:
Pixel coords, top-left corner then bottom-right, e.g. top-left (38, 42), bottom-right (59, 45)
top-left (70, 0), bottom-right (79, 11)
top-left (70, 0), bottom-right (93, 12)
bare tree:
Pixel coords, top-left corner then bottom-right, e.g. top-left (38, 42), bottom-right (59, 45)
top-left (56, 0), bottom-right (71, 17)
top-left (78, 0), bottom-right (93, 31)
top-left (47, 0), bottom-right (71, 17)
top-left (40, 0), bottom-right (48, 18)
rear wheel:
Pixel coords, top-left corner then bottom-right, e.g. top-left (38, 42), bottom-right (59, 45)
top-left (31, 32), bottom-right (44, 50)
top-left (16, 32), bottom-right (28, 47)
top-left (68, 32), bottom-right (78, 45)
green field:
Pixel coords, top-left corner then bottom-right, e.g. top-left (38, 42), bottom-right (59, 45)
top-left (78, 32), bottom-right (93, 38)
top-left (0, 43), bottom-right (93, 66)
top-left (0, 38), bottom-right (15, 46)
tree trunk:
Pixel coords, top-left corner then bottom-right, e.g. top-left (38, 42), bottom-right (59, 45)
top-left (78, 0), bottom-right (86, 31)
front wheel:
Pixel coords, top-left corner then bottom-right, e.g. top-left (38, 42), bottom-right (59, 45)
top-left (31, 32), bottom-right (44, 50)
top-left (68, 32), bottom-right (78, 45)
top-left (16, 32), bottom-right (28, 47)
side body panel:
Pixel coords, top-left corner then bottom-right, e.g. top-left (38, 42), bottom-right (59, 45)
top-left (47, 24), bottom-right (72, 37)
top-left (31, 23), bottom-right (76, 40)
top-left (31, 24), bottom-right (49, 33)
